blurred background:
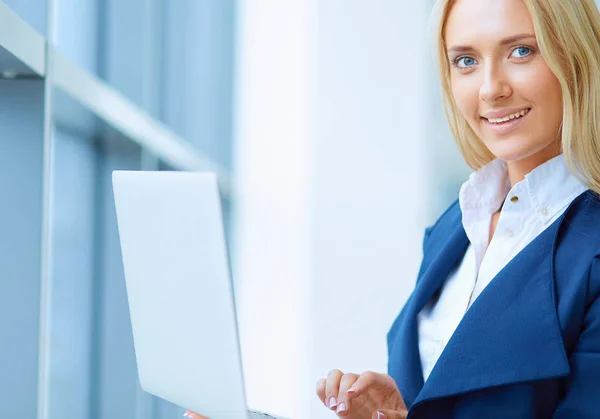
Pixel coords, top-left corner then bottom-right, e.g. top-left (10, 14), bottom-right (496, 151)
top-left (0, 0), bottom-right (474, 418)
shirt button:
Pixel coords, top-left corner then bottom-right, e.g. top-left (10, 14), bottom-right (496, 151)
top-left (540, 207), bottom-right (549, 216)
top-left (504, 228), bottom-right (514, 237)
top-left (510, 196), bottom-right (519, 203)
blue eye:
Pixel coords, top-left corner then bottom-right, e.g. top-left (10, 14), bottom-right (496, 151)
top-left (512, 46), bottom-right (532, 58)
top-left (455, 56), bottom-right (477, 68)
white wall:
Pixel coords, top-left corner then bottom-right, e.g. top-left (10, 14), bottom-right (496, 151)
top-left (310, 1), bottom-right (433, 417)
top-left (310, 0), bottom-right (431, 375)
top-left (233, 1), bottom-right (440, 418)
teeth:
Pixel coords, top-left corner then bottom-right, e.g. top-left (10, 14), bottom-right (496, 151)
top-left (487, 109), bottom-right (529, 124)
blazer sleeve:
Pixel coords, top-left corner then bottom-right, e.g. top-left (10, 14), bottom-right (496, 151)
top-left (553, 256), bottom-right (600, 418)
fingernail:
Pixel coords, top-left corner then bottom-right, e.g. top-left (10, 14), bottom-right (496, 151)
top-left (347, 386), bottom-right (356, 393)
top-left (329, 396), bottom-right (337, 409)
top-left (377, 411), bottom-right (386, 419)
top-left (337, 402), bottom-right (346, 413)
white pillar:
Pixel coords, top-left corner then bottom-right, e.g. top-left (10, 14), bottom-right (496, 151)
top-left (232, 1), bottom-right (315, 418)
top-left (233, 1), bottom-right (431, 418)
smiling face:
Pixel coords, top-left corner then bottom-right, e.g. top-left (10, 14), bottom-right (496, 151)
top-left (444, 0), bottom-right (564, 172)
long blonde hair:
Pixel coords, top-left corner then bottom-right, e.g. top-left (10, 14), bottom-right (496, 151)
top-left (432, 0), bottom-right (600, 194)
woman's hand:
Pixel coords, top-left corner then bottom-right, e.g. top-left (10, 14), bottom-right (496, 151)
top-left (316, 370), bottom-right (408, 419)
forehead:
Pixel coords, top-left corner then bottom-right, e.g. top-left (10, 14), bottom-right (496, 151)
top-left (444, 0), bottom-right (535, 46)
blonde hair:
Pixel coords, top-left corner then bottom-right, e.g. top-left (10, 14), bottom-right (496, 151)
top-left (432, 0), bottom-right (600, 194)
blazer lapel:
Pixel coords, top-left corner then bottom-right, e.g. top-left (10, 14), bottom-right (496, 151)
top-left (389, 218), bottom-right (470, 408)
top-left (411, 214), bottom-right (571, 409)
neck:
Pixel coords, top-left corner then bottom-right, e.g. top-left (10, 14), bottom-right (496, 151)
top-left (505, 143), bottom-right (562, 188)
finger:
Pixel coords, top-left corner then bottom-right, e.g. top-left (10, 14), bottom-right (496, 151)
top-left (347, 371), bottom-right (394, 399)
top-left (334, 373), bottom-right (359, 416)
top-left (325, 369), bottom-right (344, 411)
top-left (184, 411), bottom-right (210, 419)
top-left (316, 378), bottom-right (327, 406)
top-left (184, 411), bottom-right (209, 419)
top-left (372, 409), bottom-right (408, 419)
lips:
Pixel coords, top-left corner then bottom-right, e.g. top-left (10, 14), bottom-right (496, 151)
top-left (481, 108), bottom-right (531, 135)
top-left (482, 108), bottom-right (531, 124)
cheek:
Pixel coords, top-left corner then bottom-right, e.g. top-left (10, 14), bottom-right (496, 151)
top-left (514, 63), bottom-right (563, 121)
top-left (542, 74), bottom-right (563, 123)
top-left (451, 77), bottom-right (481, 124)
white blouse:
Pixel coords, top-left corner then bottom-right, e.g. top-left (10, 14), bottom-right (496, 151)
top-left (417, 153), bottom-right (588, 382)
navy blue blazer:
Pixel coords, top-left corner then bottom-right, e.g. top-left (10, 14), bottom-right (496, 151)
top-left (387, 189), bottom-right (600, 418)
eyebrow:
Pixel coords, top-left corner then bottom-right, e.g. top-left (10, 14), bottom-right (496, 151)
top-left (447, 33), bottom-right (537, 53)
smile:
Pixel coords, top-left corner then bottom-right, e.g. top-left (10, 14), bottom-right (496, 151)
top-left (483, 108), bottom-right (531, 124)
top-left (481, 108), bottom-right (531, 135)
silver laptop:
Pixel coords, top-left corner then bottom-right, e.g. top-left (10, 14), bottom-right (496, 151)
top-left (112, 170), bottom-right (287, 419)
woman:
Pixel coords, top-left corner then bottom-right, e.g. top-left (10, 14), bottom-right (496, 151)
top-left (187, 0), bottom-right (600, 417)
top-left (315, 0), bottom-right (600, 418)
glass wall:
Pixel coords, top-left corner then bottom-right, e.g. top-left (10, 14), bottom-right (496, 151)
top-left (0, 0), bottom-right (236, 418)
top-left (0, 78), bottom-right (45, 419)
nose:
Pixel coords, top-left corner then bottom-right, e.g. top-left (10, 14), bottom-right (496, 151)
top-left (479, 65), bottom-right (512, 104)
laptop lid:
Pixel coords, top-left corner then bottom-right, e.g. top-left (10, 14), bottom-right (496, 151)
top-left (112, 170), bottom-right (247, 418)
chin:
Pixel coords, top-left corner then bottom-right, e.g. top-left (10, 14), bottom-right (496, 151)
top-left (482, 136), bottom-right (550, 164)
